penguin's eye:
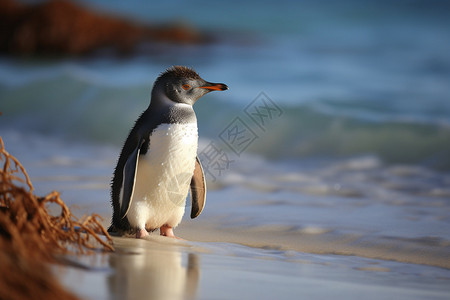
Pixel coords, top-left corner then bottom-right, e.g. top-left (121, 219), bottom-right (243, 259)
top-left (182, 84), bottom-right (191, 90)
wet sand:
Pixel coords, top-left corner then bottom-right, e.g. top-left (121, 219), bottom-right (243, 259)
top-left (177, 219), bottom-right (450, 269)
top-left (3, 132), bottom-right (449, 299)
top-left (58, 232), bottom-right (450, 300)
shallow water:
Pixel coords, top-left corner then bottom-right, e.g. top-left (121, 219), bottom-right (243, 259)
top-left (2, 131), bottom-right (449, 270)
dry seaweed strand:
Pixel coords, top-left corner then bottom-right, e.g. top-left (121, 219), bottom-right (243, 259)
top-left (0, 136), bottom-right (115, 299)
top-left (0, 240), bottom-right (81, 300)
top-left (0, 136), bottom-right (114, 260)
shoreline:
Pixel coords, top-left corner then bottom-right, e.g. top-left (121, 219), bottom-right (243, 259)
top-left (176, 219), bottom-right (450, 270)
top-left (2, 130), bottom-right (449, 300)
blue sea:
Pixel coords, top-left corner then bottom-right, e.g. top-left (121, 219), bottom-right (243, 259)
top-left (1, 0), bottom-right (450, 297)
top-left (2, 0), bottom-right (450, 168)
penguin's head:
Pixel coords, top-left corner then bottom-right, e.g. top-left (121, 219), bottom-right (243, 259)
top-left (153, 66), bottom-right (228, 106)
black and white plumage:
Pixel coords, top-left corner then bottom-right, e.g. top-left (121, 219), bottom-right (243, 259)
top-left (109, 66), bottom-right (228, 238)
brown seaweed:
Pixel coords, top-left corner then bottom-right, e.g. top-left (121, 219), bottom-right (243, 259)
top-left (0, 136), bottom-right (113, 299)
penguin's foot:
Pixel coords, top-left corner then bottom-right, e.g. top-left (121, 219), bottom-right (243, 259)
top-left (136, 228), bottom-right (149, 238)
top-left (160, 225), bottom-right (181, 239)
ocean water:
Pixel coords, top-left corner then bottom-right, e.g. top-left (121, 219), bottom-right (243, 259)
top-left (2, 0), bottom-right (450, 168)
top-left (1, 0), bottom-right (450, 273)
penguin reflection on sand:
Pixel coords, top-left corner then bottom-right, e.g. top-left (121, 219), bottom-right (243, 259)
top-left (109, 66), bottom-right (228, 238)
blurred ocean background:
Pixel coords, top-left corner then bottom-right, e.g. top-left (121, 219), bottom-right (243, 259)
top-left (2, 0), bottom-right (450, 168)
top-left (1, 0), bottom-right (450, 271)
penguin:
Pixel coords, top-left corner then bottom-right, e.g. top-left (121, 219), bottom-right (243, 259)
top-left (109, 66), bottom-right (228, 238)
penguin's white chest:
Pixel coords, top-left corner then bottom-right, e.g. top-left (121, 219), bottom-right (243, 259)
top-left (127, 123), bottom-right (198, 230)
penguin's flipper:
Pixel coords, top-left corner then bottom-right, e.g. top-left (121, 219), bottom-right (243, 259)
top-left (120, 144), bottom-right (141, 219)
top-left (190, 156), bottom-right (206, 219)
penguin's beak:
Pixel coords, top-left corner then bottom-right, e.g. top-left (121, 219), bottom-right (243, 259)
top-left (198, 82), bottom-right (228, 91)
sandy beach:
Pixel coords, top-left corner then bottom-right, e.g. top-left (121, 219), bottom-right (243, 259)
top-left (0, 131), bottom-right (449, 299)
top-left (58, 233), bottom-right (450, 300)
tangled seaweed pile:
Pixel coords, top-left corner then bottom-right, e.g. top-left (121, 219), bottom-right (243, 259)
top-left (0, 136), bottom-right (113, 299)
